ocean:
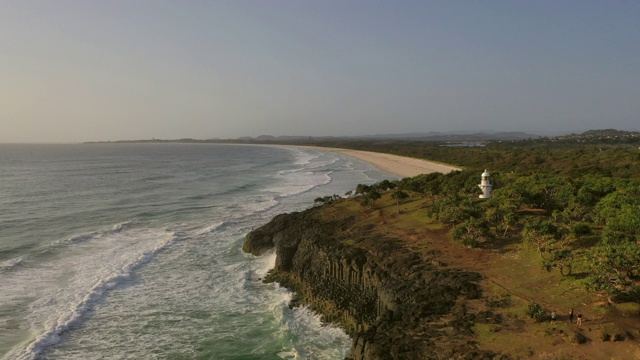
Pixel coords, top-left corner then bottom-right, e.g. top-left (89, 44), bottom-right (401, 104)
top-left (0, 143), bottom-right (393, 360)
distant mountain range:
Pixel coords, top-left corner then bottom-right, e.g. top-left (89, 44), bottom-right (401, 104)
top-left (90, 129), bottom-right (640, 144)
top-left (235, 131), bottom-right (538, 143)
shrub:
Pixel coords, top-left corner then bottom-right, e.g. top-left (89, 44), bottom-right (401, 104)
top-left (525, 301), bottom-right (546, 322)
top-left (574, 332), bottom-right (587, 344)
top-left (572, 222), bottom-right (592, 236)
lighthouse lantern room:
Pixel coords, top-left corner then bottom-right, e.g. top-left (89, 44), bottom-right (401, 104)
top-left (478, 169), bottom-right (492, 199)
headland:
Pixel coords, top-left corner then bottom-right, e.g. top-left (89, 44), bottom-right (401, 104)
top-left (244, 143), bottom-right (640, 359)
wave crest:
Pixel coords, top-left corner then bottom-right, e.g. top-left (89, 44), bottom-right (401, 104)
top-left (8, 229), bottom-right (179, 360)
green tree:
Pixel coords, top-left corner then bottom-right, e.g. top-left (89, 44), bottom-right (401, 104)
top-left (432, 196), bottom-right (476, 225)
top-left (521, 219), bottom-right (558, 257)
top-left (482, 198), bottom-right (519, 237)
top-left (587, 243), bottom-right (640, 303)
top-left (355, 184), bottom-right (371, 196)
top-left (595, 187), bottom-right (640, 243)
top-left (314, 195), bottom-right (340, 206)
top-left (543, 248), bottom-right (573, 276)
top-left (391, 190), bottom-right (409, 214)
top-left (602, 204), bottom-right (640, 243)
top-left (452, 217), bottom-right (494, 248)
top-left (362, 190), bottom-right (381, 209)
top-left (376, 179), bottom-right (396, 192)
top-left (575, 176), bottom-right (616, 206)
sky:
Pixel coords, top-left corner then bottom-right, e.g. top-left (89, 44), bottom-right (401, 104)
top-left (1, 1), bottom-right (639, 143)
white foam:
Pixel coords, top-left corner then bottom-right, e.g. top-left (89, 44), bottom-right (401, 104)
top-left (110, 219), bottom-right (138, 232)
top-left (277, 349), bottom-right (299, 359)
top-left (2, 228), bottom-right (178, 360)
top-left (266, 171), bottom-right (333, 199)
top-left (277, 168), bottom-right (304, 176)
top-left (0, 256), bottom-right (25, 271)
top-left (254, 252), bottom-right (277, 278)
top-left (267, 184), bottom-right (318, 198)
top-left (194, 221), bottom-right (226, 236)
top-left (290, 149), bottom-right (321, 166)
top-left (54, 231), bottom-right (100, 245)
top-left (278, 158), bottom-right (338, 175)
top-left (52, 219), bottom-right (138, 247)
top-left (236, 197), bottom-right (280, 215)
top-left (287, 306), bottom-right (352, 360)
top-left (304, 158), bottom-right (339, 170)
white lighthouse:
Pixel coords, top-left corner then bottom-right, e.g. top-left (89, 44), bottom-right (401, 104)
top-left (478, 169), bottom-right (492, 199)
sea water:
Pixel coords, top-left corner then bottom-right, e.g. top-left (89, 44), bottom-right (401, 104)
top-left (0, 143), bottom-right (393, 360)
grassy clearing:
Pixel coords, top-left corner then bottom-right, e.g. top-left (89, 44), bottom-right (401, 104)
top-left (616, 303), bottom-right (640, 317)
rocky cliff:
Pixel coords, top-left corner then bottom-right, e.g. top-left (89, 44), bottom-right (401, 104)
top-left (243, 207), bottom-right (497, 359)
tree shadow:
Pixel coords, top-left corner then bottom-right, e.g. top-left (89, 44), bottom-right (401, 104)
top-left (568, 272), bottom-right (590, 280)
top-left (571, 235), bottom-right (600, 250)
top-left (482, 235), bottom-right (523, 251)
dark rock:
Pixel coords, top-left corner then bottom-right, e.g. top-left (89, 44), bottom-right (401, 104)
top-left (243, 208), bottom-right (485, 359)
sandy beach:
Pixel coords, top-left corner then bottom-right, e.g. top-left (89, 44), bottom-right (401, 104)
top-left (303, 147), bottom-right (461, 178)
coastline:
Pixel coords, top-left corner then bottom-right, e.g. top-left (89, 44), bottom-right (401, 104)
top-left (294, 146), bottom-right (461, 177)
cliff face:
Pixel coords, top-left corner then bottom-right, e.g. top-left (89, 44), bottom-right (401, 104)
top-left (243, 208), bottom-right (490, 359)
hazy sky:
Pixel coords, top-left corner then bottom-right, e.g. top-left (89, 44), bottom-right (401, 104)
top-left (1, 1), bottom-right (639, 143)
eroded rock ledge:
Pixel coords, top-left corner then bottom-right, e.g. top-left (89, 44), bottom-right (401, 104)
top-left (243, 208), bottom-right (496, 359)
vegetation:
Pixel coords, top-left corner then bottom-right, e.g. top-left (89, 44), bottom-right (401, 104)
top-left (525, 301), bottom-right (546, 322)
top-left (341, 131), bottom-right (640, 305)
top-left (251, 131), bottom-right (640, 359)
top-left (390, 189), bottom-right (409, 214)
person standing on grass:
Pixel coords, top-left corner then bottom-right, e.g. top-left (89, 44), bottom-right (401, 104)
top-left (577, 313), bottom-right (583, 326)
top-left (551, 310), bottom-right (556, 324)
top-left (569, 308), bottom-right (574, 323)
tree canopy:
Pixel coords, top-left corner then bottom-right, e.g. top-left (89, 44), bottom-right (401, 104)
top-left (345, 137), bottom-right (640, 304)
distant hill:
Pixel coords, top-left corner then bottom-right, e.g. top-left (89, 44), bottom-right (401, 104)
top-left (581, 129), bottom-right (636, 136)
top-left (86, 129), bottom-right (640, 145)
top-left (237, 131), bottom-right (539, 143)
top-left (360, 131), bottom-right (537, 141)
top-left (541, 129), bottom-right (640, 144)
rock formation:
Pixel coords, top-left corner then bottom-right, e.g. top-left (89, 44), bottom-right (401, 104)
top-left (243, 208), bottom-right (497, 359)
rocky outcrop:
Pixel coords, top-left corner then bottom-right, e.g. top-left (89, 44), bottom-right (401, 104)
top-left (243, 208), bottom-right (491, 359)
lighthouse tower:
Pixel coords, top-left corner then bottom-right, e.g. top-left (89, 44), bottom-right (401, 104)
top-left (478, 169), bottom-right (492, 199)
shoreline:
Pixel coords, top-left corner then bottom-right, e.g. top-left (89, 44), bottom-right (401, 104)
top-left (293, 146), bottom-right (461, 178)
